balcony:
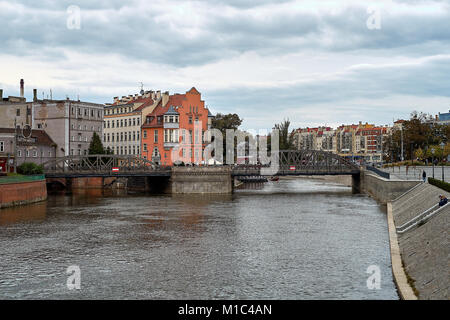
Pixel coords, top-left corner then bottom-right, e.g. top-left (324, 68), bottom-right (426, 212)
top-left (163, 122), bottom-right (179, 129)
top-left (164, 142), bottom-right (179, 149)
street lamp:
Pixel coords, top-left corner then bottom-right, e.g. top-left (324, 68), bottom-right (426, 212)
top-left (440, 142), bottom-right (445, 181)
top-left (431, 148), bottom-right (435, 179)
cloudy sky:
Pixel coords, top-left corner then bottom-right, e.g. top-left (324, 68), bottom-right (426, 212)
top-left (0, 0), bottom-right (449, 130)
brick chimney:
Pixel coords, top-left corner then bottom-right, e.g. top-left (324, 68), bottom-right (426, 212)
top-left (33, 89), bottom-right (37, 102)
top-left (20, 79), bottom-right (24, 98)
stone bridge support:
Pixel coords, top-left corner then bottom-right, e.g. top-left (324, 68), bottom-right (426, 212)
top-left (170, 167), bottom-right (233, 194)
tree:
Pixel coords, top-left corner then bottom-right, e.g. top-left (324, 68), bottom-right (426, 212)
top-left (273, 119), bottom-right (295, 150)
top-left (88, 132), bottom-right (106, 155)
top-left (212, 113), bottom-right (243, 135)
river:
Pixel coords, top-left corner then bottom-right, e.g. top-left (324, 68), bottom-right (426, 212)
top-left (0, 178), bottom-right (398, 299)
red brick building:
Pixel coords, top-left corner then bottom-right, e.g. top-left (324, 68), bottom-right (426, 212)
top-left (141, 88), bottom-right (213, 166)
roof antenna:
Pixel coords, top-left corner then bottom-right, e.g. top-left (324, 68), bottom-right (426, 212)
top-left (139, 82), bottom-right (144, 95)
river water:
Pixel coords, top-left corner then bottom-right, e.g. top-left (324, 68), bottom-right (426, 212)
top-left (0, 178), bottom-right (398, 299)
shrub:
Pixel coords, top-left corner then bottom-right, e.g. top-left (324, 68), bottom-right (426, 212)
top-left (17, 162), bottom-right (44, 175)
top-left (428, 178), bottom-right (450, 192)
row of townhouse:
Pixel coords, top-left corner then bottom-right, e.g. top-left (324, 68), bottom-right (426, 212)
top-left (103, 87), bottom-right (214, 166)
top-left (294, 122), bottom-right (391, 163)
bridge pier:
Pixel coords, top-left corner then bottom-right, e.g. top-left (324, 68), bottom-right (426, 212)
top-left (351, 172), bottom-right (362, 194)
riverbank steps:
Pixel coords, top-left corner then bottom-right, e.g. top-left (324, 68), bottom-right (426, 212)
top-left (389, 183), bottom-right (449, 300)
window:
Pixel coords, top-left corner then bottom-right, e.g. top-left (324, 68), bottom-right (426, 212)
top-left (112, 134), bottom-right (114, 142)
top-left (133, 118), bottom-right (136, 126)
top-left (120, 132), bottom-right (123, 141)
top-left (133, 132), bottom-right (136, 141)
top-left (112, 121), bottom-right (115, 128)
top-left (129, 119), bottom-right (132, 126)
top-left (137, 118), bottom-right (140, 125)
top-left (18, 150), bottom-right (22, 157)
top-left (107, 121), bottom-right (110, 128)
top-left (137, 131), bottom-right (139, 140)
top-left (129, 132), bottom-right (131, 141)
top-left (137, 146), bottom-right (140, 155)
top-left (91, 109), bottom-right (94, 117)
top-left (189, 116), bottom-right (192, 124)
top-left (33, 150), bottom-right (37, 157)
top-left (143, 130), bottom-right (147, 139)
top-left (154, 130), bottom-right (158, 143)
top-left (26, 150), bottom-right (30, 157)
top-left (48, 151), bottom-right (51, 157)
top-left (16, 109), bottom-right (20, 116)
top-left (0, 141), bottom-right (4, 152)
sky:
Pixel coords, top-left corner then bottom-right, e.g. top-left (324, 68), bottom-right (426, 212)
top-left (0, 0), bottom-right (449, 130)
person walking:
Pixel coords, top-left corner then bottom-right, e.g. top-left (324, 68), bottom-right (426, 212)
top-left (422, 170), bottom-right (427, 182)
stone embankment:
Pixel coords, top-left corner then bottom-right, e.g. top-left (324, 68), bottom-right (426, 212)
top-left (388, 182), bottom-right (449, 300)
top-left (0, 175), bottom-right (47, 209)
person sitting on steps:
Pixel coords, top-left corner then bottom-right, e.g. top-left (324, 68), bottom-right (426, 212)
top-left (438, 195), bottom-right (448, 207)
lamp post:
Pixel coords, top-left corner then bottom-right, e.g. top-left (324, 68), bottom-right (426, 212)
top-left (431, 148), bottom-right (435, 179)
top-left (440, 142), bottom-right (445, 182)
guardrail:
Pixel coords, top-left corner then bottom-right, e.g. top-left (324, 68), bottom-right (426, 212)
top-left (366, 166), bottom-right (390, 179)
top-left (396, 202), bottom-right (448, 234)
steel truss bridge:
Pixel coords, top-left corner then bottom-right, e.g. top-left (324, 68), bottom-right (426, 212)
top-left (232, 150), bottom-right (360, 176)
top-left (42, 151), bottom-right (360, 178)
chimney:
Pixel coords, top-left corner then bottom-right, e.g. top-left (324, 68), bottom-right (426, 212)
top-left (162, 91), bottom-right (170, 106)
top-left (20, 79), bottom-right (24, 98)
top-left (33, 89), bottom-right (37, 102)
top-left (156, 90), bottom-right (161, 99)
top-left (0, 89), bottom-right (3, 100)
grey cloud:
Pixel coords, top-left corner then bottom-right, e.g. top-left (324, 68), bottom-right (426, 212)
top-left (1, 0), bottom-right (449, 67)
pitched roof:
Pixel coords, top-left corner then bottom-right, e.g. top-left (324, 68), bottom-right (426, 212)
top-left (165, 105), bottom-right (179, 115)
top-left (0, 128), bottom-right (56, 146)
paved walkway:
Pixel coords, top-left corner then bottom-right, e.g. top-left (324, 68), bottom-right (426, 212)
top-left (382, 166), bottom-right (450, 183)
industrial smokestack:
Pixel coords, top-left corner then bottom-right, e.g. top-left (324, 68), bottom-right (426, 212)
top-left (0, 89), bottom-right (3, 100)
top-left (33, 89), bottom-right (37, 102)
top-left (20, 79), bottom-right (24, 98)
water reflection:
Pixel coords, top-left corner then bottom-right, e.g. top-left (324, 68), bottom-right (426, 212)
top-left (0, 178), bottom-right (398, 300)
top-left (0, 201), bottom-right (47, 226)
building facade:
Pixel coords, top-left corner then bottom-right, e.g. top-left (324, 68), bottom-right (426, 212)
top-left (33, 99), bottom-right (104, 157)
top-left (294, 122), bottom-right (391, 163)
top-left (141, 88), bottom-right (212, 166)
top-left (103, 90), bottom-right (169, 156)
top-left (0, 128), bottom-right (56, 172)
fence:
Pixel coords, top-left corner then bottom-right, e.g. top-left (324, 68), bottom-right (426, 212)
top-left (366, 166), bottom-right (390, 179)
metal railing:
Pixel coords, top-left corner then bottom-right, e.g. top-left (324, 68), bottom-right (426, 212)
top-left (396, 202), bottom-right (448, 234)
top-left (366, 166), bottom-right (390, 179)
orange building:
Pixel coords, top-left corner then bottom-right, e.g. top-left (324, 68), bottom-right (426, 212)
top-left (141, 88), bottom-right (213, 166)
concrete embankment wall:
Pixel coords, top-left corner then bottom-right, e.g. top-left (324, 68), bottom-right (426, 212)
top-left (389, 183), bottom-right (449, 300)
top-left (170, 167), bottom-right (232, 194)
top-left (0, 176), bottom-right (47, 209)
top-left (361, 171), bottom-right (422, 204)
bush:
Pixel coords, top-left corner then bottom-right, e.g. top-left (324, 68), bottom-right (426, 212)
top-left (17, 162), bottom-right (44, 175)
top-left (428, 178), bottom-right (450, 193)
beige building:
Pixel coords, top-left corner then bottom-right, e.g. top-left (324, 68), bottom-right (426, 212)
top-left (103, 90), bottom-right (169, 156)
top-left (33, 98), bottom-right (104, 157)
top-left (0, 80), bottom-right (34, 129)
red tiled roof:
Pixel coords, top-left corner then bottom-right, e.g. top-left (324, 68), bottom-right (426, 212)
top-left (142, 94), bottom-right (186, 128)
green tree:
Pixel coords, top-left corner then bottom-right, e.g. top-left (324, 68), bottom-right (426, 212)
top-left (273, 119), bottom-right (295, 150)
top-left (212, 113), bottom-right (243, 135)
top-left (88, 132), bottom-right (106, 155)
